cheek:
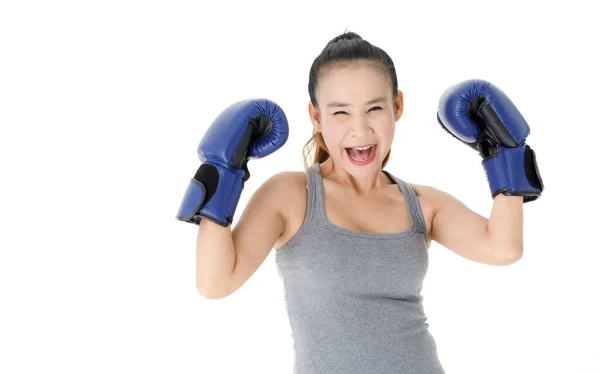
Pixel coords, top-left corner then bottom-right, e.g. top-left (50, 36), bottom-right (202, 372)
top-left (379, 114), bottom-right (396, 134)
top-left (322, 133), bottom-right (347, 158)
top-left (384, 126), bottom-right (395, 146)
top-left (373, 123), bottom-right (395, 150)
top-left (385, 122), bottom-right (395, 138)
top-left (320, 122), bottom-right (344, 142)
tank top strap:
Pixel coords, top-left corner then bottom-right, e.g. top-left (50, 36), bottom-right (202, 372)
top-left (307, 163), bottom-right (326, 218)
top-left (302, 163), bottom-right (319, 223)
top-left (307, 163), bottom-right (426, 236)
top-left (382, 170), bottom-right (428, 236)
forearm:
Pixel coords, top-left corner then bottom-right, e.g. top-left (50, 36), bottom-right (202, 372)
top-left (487, 194), bottom-right (524, 259)
top-left (196, 219), bottom-right (235, 297)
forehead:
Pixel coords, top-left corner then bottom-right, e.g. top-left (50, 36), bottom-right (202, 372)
top-left (317, 61), bottom-right (390, 104)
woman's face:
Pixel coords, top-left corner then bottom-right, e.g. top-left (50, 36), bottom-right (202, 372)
top-left (309, 61), bottom-right (403, 177)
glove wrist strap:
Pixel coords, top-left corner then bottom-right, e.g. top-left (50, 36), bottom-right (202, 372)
top-left (197, 163), bottom-right (245, 226)
top-left (176, 162), bottom-right (245, 226)
top-left (482, 144), bottom-right (544, 203)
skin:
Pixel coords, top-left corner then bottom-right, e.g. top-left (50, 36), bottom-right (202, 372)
top-left (205, 59), bottom-right (524, 299)
top-left (308, 60), bottom-right (402, 194)
top-left (307, 59), bottom-right (523, 263)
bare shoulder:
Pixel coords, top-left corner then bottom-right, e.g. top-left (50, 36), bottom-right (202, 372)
top-left (275, 167), bottom-right (308, 200)
top-left (254, 170), bottom-right (305, 209)
top-left (268, 170), bottom-right (308, 250)
top-left (265, 170), bottom-right (307, 195)
top-left (406, 182), bottom-right (470, 228)
top-left (222, 170), bottom-right (306, 297)
top-left (406, 182), bottom-right (438, 202)
top-left (260, 169), bottom-right (307, 219)
top-left (407, 183), bottom-right (444, 205)
top-left (409, 183), bottom-right (464, 206)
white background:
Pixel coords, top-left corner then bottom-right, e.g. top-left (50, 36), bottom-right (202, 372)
top-left (1, 0), bottom-right (598, 373)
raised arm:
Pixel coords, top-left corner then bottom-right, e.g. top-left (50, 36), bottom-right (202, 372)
top-left (427, 185), bottom-right (523, 266)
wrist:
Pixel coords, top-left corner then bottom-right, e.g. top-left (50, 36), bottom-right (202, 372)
top-left (197, 163), bottom-right (245, 227)
top-left (482, 143), bottom-right (543, 202)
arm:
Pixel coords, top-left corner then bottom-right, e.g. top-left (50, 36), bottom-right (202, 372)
top-left (429, 186), bottom-right (523, 266)
top-left (196, 171), bottom-right (288, 299)
top-left (431, 79), bottom-right (541, 265)
top-left (195, 219), bottom-right (235, 298)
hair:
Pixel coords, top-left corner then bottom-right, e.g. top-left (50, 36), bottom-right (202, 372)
top-left (302, 31), bottom-right (399, 177)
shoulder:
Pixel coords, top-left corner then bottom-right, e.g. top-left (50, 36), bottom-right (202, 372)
top-left (404, 183), bottom-right (460, 246)
top-left (242, 170), bottom-right (306, 234)
top-left (257, 170), bottom-right (307, 208)
top-left (263, 170), bottom-right (307, 190)
top-left (405, 183), bottom-right (450, 223)
top-left (260, 170), bottom-right (308, 249)
top-left (407, 182), bottom-right (464, 214)
top-left (406, 182), bottom-right (438, 199)
top-left (408, 183), bottom-right (446, 200)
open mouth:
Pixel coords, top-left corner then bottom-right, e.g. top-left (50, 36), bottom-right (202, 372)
top-left (345, 144), bottom-right (376, 163)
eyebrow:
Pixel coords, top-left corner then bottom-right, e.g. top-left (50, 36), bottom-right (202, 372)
top-left (325, 96), bottom-right (386, 108)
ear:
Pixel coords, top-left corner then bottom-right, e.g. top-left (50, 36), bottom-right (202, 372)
top-left (308, 101), bottom-right (322, 132)
top-left (394, 90), bottom-right (404, 122)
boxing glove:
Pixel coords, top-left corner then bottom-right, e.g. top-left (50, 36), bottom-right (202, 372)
top-left (437, 79), bottom-right (544, 202)
top-left (176, 99), bottom-right (289, 226)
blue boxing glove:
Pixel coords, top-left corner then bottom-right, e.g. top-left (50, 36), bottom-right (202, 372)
top-left (176, 99), bottom-right (289, 226)
top-left (437, 79), bottom-right (544, 202)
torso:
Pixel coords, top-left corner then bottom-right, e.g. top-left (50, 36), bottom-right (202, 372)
top-left (273, 165), bottom-right (436, 251)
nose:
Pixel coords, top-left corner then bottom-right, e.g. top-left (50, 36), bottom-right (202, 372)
top-left (351, 116), bottom-right (373, 138)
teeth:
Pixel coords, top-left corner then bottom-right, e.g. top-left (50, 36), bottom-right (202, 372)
top-left (348, 145), bottom-right (374, 162)
top-left (353, 146), bottom-right (371, 151)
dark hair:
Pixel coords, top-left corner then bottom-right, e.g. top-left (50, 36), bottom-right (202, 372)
top-left (302, 31), bottom-right (399, 176)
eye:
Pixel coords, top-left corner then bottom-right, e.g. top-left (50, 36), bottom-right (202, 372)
top-left (368, 106), bottom-right (382, 112)
top-left (333, 111), bottom-right (348, 115)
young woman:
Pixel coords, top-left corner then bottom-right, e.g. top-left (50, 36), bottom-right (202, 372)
top-left (182, 31), bottom-right (542, 373)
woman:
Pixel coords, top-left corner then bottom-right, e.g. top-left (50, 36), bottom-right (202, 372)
top-left (189, 31), bottom-right (542, 373)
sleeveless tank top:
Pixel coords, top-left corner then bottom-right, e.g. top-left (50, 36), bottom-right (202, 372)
top-left (274, 163), bottom-right (445, 374)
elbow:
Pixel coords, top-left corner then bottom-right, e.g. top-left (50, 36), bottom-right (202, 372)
top-left (493, 246), bottom-right (523, 266)
top-left (506, 249), bottom-right (523, 265)
top-left (196, 284), bottom-right (230, 300)
top-left (508, 243), bottom-right (524, 263)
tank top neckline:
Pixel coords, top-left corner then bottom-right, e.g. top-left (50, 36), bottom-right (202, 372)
top-left (310, 163), bottom-right (419, 239)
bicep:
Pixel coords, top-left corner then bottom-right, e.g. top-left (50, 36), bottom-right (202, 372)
top-left (227, 172), bottom-right (287, 295)
top-left (430, 187), bottom-right (506, 265)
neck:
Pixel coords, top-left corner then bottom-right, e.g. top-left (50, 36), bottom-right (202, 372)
top-left (320, 159), bottom-right (392, 195)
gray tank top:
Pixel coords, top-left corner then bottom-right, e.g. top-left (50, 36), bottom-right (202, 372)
top-left (275, 163), bottom-right (445, 374)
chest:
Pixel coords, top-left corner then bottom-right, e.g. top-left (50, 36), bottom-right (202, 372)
top-left (275, 176), bottom-right (435, 251)
top-left (323, 181), bottom-right (413, 234)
